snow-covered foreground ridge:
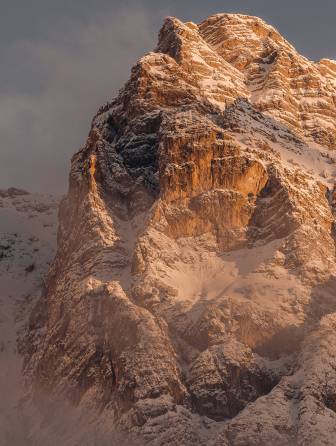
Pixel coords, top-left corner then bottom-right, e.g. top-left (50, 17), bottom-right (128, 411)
top-left (21, 13), bottom-right (336, 446)
top-left (0, 188), bottom-right (58, 445)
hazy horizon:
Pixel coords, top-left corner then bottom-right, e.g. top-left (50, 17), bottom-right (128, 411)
top-left (1, 0), bottom-right (336, 194)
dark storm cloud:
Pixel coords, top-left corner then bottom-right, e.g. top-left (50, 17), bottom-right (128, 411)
top-left (1, 0), bottom-right (335, 193)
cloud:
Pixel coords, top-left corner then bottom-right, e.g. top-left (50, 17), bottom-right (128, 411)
top-left (0, 8), bottom-right (159, 194)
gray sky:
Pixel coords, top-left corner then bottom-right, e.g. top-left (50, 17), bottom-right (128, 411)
top-left (1, 0), bottom-right (335, 194)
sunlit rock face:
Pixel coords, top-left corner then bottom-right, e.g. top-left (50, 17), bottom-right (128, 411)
top-left (25, 13), bottom-right (336, 446)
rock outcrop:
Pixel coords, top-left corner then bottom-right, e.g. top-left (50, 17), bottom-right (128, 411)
top-left (25, 13), bottom-right (336, 446)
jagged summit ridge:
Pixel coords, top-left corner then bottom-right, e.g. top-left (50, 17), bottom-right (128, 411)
top-left (155, 13), bottom-right (336, 146)
top-left (24, 13), bottom-right (336, 446)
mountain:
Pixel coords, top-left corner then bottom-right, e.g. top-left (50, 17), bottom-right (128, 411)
top-left (0, 188), bottom-right (58, 444)
top-left (22, 13), bottom-right (336, 446)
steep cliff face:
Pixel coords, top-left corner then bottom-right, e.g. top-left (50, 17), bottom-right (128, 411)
top-left (26, 14), bottom-right (336, 446)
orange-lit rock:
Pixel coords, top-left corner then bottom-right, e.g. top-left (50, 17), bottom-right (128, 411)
top-left (24, 13), bottom-right (336, 446)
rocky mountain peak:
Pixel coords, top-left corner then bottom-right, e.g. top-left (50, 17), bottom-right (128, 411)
top-left (20, 13), bottom-right (336, 446)
top-left (155, 13), bottom-right (336, 147)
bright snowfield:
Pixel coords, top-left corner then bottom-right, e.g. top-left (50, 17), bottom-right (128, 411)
top-left (3, 13), bottom-right (336, 446)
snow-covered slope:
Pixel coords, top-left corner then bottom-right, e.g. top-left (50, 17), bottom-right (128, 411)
top-left (22, 13), bottom-right (336, 446)
top-left (0, 188), bottom-right (58, 445)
